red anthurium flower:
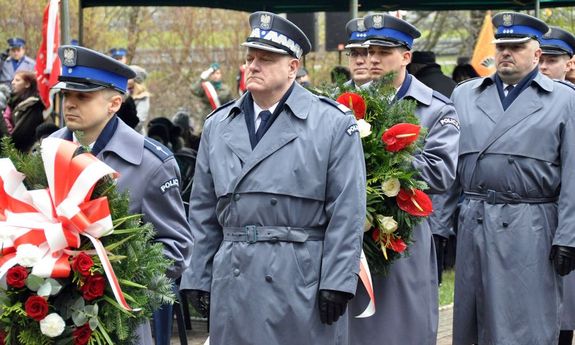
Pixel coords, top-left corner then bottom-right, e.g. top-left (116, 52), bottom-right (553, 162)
top-left (382, 123), bottom-right (421, 152)
top-left (388, 237), bottom-right (407, 253)
top-left (396, 188), bottom-right (433, 216)
top-left (336, 92), bottom-right (366, 120)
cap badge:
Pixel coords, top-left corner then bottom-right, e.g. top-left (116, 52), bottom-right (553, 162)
top-left (260, 14), bottom-right (272, 30)
top-left (373, 15), bottom-right (383, 29)
top-left (357, 19), bottom-right (365, 32)
top-left (62, 47), bottom-right (77, 67)
top-left (502, 14), bottom-right (513, 27)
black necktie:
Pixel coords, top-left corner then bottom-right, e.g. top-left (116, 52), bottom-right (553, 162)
top-left (255, 110), bottom-right (272, 143)
top-left (505, 84), bottom-right (515, 97)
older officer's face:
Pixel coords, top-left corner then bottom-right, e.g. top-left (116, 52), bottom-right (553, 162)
top-left (62, 89), bottom-right (123, 143)
top-left (495, 39), bottom-right (541, 84)
top-left (244, 48), bottom-right (298, 96)
top-left (368, 45), bottom-right (411, 87)
top-left (347, 48), bottom-right (370, 85)
top-left (539, 54), bottom-right (571, 80)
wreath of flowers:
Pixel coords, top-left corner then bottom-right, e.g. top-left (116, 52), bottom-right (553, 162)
top-left (330, 77), bottom-right (433, 276)
top-left (0, 138), bottom-right (174, 345)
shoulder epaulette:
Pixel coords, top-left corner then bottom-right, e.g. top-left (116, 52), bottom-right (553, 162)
top-left (144, 137), bottom-right (173, 162)
top-left (206, 99), bottom-right (236, 120)
top-left (556, 80), bottom-right (575, 91)
top-left (432, 90), bottom-right (453, 104)
top-left (318, 96), bottom-right (352, 114)
top-left (456, 76), bottom-right (481, 87)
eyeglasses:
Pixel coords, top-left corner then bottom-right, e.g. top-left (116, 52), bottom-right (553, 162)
top-left (345, 50), bottom-right (368, 58)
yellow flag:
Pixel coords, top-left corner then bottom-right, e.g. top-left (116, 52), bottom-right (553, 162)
top-left (471, 12), bottom-right (496, 77)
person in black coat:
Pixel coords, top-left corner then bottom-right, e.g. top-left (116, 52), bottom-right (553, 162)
top-left (407, 51), bottom-right (456, 97)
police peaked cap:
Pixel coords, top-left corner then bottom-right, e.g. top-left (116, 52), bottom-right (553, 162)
top-left (243, 11), bottom-right (312, 59)
top-left (492, 12), bottom-right (549, 44)
top-left (345, 18), bottom-right (368, 49)
top-left (109, 47), bottom-right (127, 58)
top-left (7, 38), bottom-right (26, 48)
top-left (363, 14), bottom-right (421, 50)
top-left (55, 45), bottom-right (136, 94)
top-left (540, 26), bottom-right (575, 57)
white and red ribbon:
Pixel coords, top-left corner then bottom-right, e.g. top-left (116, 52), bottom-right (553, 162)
top-left (0, 138), bottom-right (137, 311)
top-left (201, 81), bottom-right (221, 110)
top-left (356, 250), bottom-right (376, 318)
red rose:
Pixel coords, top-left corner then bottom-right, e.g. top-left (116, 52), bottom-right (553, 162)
top-left (72, 253), bottom-right (94, 277)
top-left (6, 266), bottom-right (28, 288)
top-left (382, 123), bottom-right (421, 152)
top-left (81, 274), bottom-right (106, 301)
top-left (336, 92), bottom-right (366, 119)
top-left (73, 324), bottom-right (92, 345)
top-left (25, 295), bottom-right (49, 321)
top-left (396, 188), bottom-right (433, 217)
top-left (371, 228), bottom-right (380, 242)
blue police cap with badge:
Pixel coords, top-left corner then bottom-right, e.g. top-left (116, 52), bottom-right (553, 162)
top-left (345, 18), bottom-right (368, 49)
top-left (492, 12), bottom-right (549, 44)
top-left (363, 14), bottom-right (421, 50)
top-left (109, 47), bottom-right (127, 60)
top-left (55, 45), bottom-right (136, 94)
top-left (7, 38), bottom-right (26, 48)
top-left (242, 11), bottom-right (312, 59)
top-left (540, 26), bottom-right (575, 57)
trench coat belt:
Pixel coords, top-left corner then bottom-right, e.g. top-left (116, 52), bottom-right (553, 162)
top-left (464, 190), bottom-right (558, 204)
top-left (222, 226), bottom-right (325, 243)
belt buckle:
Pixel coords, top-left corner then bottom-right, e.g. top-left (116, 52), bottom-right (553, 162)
top-left (486, 189), bottom-right (496, 204)
top-left (245, 225), bottom-right (257, 244)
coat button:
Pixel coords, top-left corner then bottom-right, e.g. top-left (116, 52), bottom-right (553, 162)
top-left (477, 217), bottom-right (483, 224)
top-left (233, 268), bottom-right (240, 276)
top-left (234, 194), bottom-right (241, 201)
top-left (270, 198), bottom-right (278, 205)
top-left (478, 153), bottom-right (485, 160)
top-left (265, 275), bottom-right (273, 283)
top-left (507, 157), bottom-right (514, 164)
top-left (502, 222), bottom-right (509, 227)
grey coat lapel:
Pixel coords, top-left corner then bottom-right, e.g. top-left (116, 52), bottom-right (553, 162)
top-left (475, 82), bottom-right (501, 124)
top-left (479, 74), bottom-right (551, 154)
top-left (230, 83), bottom-right (311, 192)
top-left (221, 96), bottom-right (252, 163)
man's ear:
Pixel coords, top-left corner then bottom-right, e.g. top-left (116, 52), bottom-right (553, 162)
top-left (402, 50), bottom-right (412, 67)
top-left (109, 94), bottom-right (124, 114)
top-left (288, 58), bottom-right (301, 79)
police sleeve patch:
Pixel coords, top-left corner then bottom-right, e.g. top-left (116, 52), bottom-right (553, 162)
top-left (160, 178), bottom-right (180, 194)
top-left (346, 124), bottom-right (359, 136)
top-left (439, 117), bottom-right (460, 130)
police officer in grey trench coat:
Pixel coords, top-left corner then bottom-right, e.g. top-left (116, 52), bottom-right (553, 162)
top-left (50, 45), bottom-right (193, 345)
top-left (435, 12), bottom-right (575, 345)
top-left (347, 14), bottom-right (460, 345)
top-left (179, 11), bottom-right (366, 345)
top-left (538, 26), bottom-right (575, 345)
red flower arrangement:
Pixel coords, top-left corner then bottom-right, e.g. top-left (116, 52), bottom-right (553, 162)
top-left (331, 80), bottom-right (431, 275)
top-left (73, 324), bottom-right (92, 345)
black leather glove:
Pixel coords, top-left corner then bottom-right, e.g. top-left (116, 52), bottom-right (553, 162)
top-left (184, 289), bottom-right (210, 318)
top-left (318, 289), bottom-right (353, 325)
top-left (550, 245), bottom-right (575, 276)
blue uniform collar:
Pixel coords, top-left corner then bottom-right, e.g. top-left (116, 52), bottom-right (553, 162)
top-left (394, 71), bottom-right (412, 101)
top-left (91, 115), bottom-right (119, 156)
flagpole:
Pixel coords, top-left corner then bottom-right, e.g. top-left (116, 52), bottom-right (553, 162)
top-left (61, 0), bottom-right (70, 44)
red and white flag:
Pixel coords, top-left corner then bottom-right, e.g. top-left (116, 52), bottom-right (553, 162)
top-left (35, 0), bottom-right (61, 110)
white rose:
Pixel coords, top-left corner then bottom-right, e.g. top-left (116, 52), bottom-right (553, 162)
top-left (381, 178), bottom-right (401, 197)
top-left (15, 244), bottom-right (43, 267)
top-left (356, 119), bottom-right (372, 138)
top-left (377, 215), bottom-right (398, 234)
top-left (40, 313), bottom-right (66, 337)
